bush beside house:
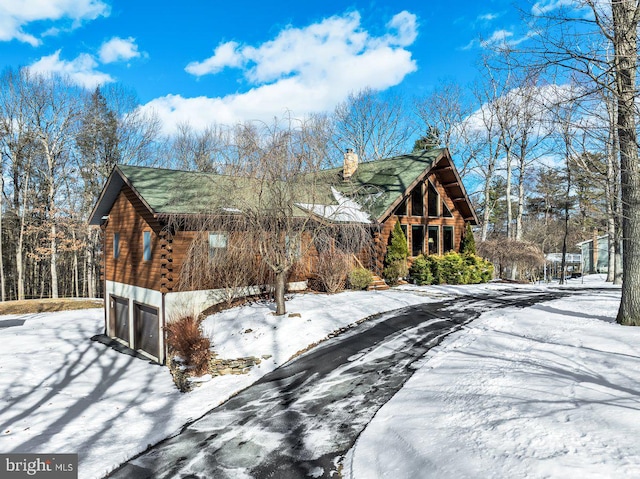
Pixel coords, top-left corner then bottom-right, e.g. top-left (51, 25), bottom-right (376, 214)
top-left (383, 221), bottom-right (409, 285)
top-left (409, 252), bottom-right (493, 285)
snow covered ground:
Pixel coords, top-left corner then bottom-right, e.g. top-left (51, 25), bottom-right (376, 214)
top-left (0, 276), bottom-right (632, 479)
top-left (0, 289), bottom-right (431, 479)
top-left (344, 276), bottom-right (637, 479)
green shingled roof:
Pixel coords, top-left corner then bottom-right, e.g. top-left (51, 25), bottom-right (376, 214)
top-left (101, 148), bottom-right (443, 222)
top-left (329, 149), bottom-right (441, 219)
top-left (117, 165), bottom-right (255, 215)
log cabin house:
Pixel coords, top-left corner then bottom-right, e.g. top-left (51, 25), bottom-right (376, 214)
top-left (88, 147), bottom-right (477, 363)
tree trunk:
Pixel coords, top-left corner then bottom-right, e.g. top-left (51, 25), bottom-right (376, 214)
top-left (505, 146), bottom-right (513, 238)
top-left (613, 0), bottom-right (640, 325)
top-left (274, 270), bottom-right (287, 316)
top-left (480, 163), bottom-right (495, 241)
top-left (0, 175), bottom-right (4, 302)
top-left (72, 229), bottom-right (79, 298)
top-left (50, 221), bottom-right (59, 299)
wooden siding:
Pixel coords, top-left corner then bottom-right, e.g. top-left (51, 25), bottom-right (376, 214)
top-left (103, 185), bottom-right (164, 291)
top-left (376, 169), bottom-right (468, 272)
top-left (103, 157), bottom-right (472, 290)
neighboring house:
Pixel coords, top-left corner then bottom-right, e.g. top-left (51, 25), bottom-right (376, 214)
top-left (577, 233), bottom-right (613, 274)
top-left (88, 147), bottom-right (477, 363)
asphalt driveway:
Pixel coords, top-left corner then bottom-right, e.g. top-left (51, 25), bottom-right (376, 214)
top-left (106, 289), bottom-right (570, 479)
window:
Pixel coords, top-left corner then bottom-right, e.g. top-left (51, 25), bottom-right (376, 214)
top-left (427, 182), bottom-right (439, 217)
top-left (443, 226), bottom-right (454, 252)
top-left (113, 233), bottom-right (120, 259)
top-left (442, 201), bottom-right (453, 218)
top-left (286, 235), bottom-right (301, 260)
top-left (143, 231), bottom-right (151, 261)
top-left (208, 232), bottom-right (228, 258)
top-left (428, 226), bottom-right (439, 255)
top-left (395, 198), bottom-right (407, 216)
top-left (400, 225), bottom-right (408, 249)
top-left (411, 184), bottom-right (424, 217)
top-left (411, 225), bottom-right (425, 257)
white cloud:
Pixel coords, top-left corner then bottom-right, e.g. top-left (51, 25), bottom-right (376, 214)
top-left (185, 41), bottom-right (242, 76)
top-left (0, 0), bottom-right (109, 46)
top-left (531, 0), bottom-right (577, 16)
top-left (385, 11), bottom-right (418, 47)
top-left (99, 36), bottom-right (143, 64)
top-left (148, 11), bottom-right (418, 134)
top-left (478, 13), bottom-right (499, 22)
top-left (28, 50), bottom-right (113, 89)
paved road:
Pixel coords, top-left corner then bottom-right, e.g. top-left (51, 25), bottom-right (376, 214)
top-left (107, 289), bottom-right (571, 479)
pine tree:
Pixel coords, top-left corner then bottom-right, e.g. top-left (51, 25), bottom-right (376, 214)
top-left (383, 221), bottom-right (409, 285)
top-left (460, 223), bottom-right (476, 256)
top-left (386, 221), bottom-right (409, 265)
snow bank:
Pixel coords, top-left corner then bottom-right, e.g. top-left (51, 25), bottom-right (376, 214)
top-left (0, 289), bottom-right (430, 479)
top-left (344, 284), bottom-right (637, 478)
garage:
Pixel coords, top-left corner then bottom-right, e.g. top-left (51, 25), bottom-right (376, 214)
top-left (134, 303), bottom-right (160, 360)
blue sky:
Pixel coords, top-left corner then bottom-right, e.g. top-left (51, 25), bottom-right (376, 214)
top-left (0, 0), bottom-right (539, 134)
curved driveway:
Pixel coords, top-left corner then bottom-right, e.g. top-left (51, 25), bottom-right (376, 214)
top-left (107, 289), bottom-right (570, 479)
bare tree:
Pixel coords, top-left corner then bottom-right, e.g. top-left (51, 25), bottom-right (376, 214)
top-left (332, 88), bottom-right (413, 162)
top-left (25, 73), bottom-right (80, 298)
top-left (519, 0), bottom-right (640, 323)
top-left (172, 116), bottom-right (373, 316)
top-left (414, 80), bottom-right (490, 180)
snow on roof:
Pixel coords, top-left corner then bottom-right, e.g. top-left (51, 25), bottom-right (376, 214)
top-left (296, 187), bottom-right (371, 224)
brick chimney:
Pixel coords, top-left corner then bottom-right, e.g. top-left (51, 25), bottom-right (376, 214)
top-left (343, 148), bottom-right (358, 180)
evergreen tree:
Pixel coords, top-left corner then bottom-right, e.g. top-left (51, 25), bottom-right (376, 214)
top-left (460, 223), bottom-right (476, 256)
top-left (383, 221), bottom-right (409, 285)
top-left (413, 126), bottom-right (441, 152)
top-left (385, 221), bottom-right (409, 265)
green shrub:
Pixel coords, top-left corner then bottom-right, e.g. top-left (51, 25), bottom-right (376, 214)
top-left (383, 261), bottom-right (408, 285)
top-left (441, 252), bottom-right (467, 284)
top-left (428, 255), bottom-right (445, 285)
top-left (409, 252), bottom-right (493, 286)
top-left (409, 255), bottom-right (433, 285)
top-left (348, 267), bottom-right (374, 290)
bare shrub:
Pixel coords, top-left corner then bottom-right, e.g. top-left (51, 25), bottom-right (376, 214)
top-left (315, 250), bottom-right (352, 293)
top-left (177, 229), bottom-right (265, 307)
top-left (478, 238), bottom-right (545, 281)
top-left (165, 315), bottom-right (211, 377)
